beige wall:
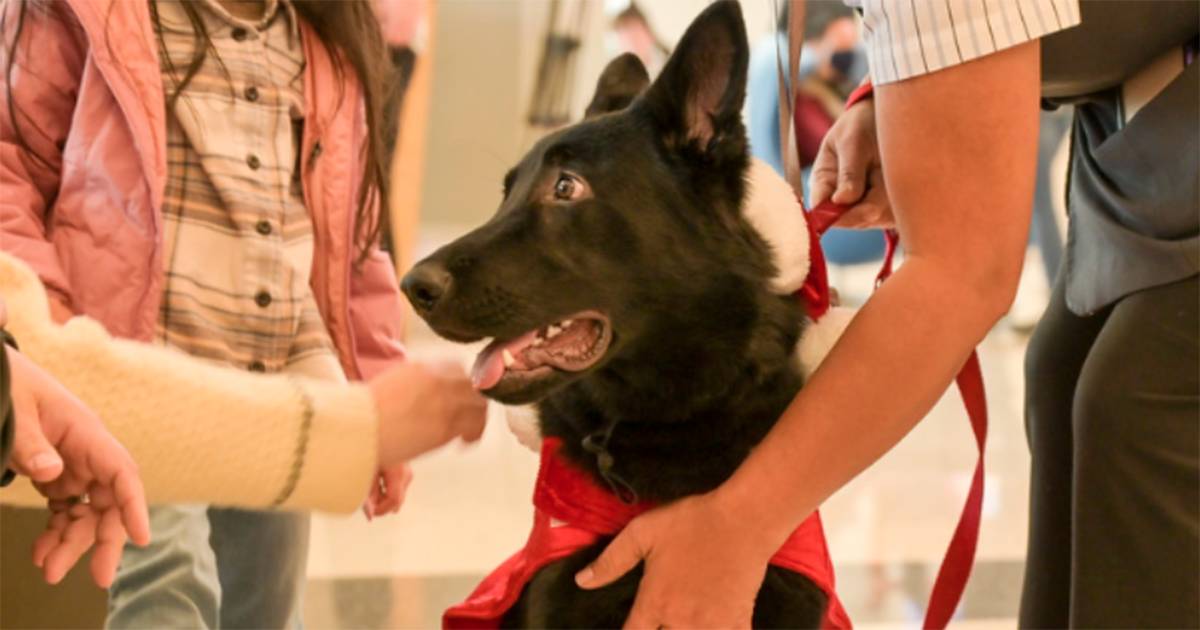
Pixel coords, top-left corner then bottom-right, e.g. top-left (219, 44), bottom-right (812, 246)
top-left (418, 0), bottom-right (776, 230)
top-left (419, 1), bottom-right (525, 227)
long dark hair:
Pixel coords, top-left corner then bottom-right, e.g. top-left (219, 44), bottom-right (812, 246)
top-left (2, 0), bottom-right (391, 259)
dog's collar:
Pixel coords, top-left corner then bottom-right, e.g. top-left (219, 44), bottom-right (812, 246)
top-left (580, 418), bottom-right (639, 504)
top-left (536, 437), bottom-right (653, 534)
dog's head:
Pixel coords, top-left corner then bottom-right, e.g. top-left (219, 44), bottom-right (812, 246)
top-left (404, 1), bottom-right (797, 405)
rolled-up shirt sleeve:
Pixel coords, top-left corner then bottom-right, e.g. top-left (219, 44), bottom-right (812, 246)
top-left (846, 0), bottom-right (1081, 85)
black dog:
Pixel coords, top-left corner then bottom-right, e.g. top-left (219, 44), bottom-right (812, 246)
top-left (403, 2), bottom-right (827, 627)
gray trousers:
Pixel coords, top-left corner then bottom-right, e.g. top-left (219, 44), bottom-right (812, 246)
top-left (1020, 273), bottom-right (1199, 628)
top-left (107, 505), bottom-right (310, 629)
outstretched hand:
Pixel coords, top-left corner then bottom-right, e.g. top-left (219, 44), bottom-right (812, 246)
top-left (7, 347), bottom-right (150, 588)
top-left (363, 360), bottom-right (487, 520)
top-left (371, 359), bottom-right (488, 466)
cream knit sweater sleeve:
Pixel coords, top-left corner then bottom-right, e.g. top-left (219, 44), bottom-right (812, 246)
top-left (0, 252), bottom-right (377, 513)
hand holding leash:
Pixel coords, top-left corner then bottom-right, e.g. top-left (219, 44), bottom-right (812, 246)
top-left (808, 94), bottom-right (895, 230)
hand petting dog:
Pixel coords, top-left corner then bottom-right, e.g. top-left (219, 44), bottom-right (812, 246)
top-left (576, 492), bottom-right (779, 629)
top-left (363, 359), bottom-right (488, 519)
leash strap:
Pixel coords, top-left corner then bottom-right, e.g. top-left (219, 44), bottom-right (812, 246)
top-left (868, 219), bottom-right (988, 630)
top-left (777, 9), bottom-right (989, 627)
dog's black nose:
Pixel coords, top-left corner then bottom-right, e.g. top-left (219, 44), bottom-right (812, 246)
top-left (402, 262), bottom-right (452, 313)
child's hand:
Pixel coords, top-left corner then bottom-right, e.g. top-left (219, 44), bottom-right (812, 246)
top-left (369, 359), bottom-right (488, 467)
top-left (6, 345), bottom-right (150, 587)
top-left (362, 463), bottom-right (413, 521)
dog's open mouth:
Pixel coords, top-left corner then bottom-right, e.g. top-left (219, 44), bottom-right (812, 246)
top-left (471, 310), bottom-right (613, 391)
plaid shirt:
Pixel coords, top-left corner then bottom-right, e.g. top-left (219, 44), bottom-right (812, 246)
top-left (153, 0), bottom-right (341, 380)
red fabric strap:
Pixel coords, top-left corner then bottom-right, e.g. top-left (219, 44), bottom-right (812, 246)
top-left (798, 201), bottom-right (832, 320)
top-left (444, 439), bottom-right (852, 629)
top-left (924, 351), bottom-right (988, 629)
top-left (816, 210), bottom-right (986, 630)
top-left (801, 72), bottom-right (985, 628)
top-left (845, 80), bottom-right (874, 109)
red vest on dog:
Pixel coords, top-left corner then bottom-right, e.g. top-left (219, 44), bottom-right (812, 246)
top-left (443, 438), bottom-right (852, 629)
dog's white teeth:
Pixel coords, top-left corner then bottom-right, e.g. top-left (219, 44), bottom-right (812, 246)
top-left (562, 319), bottom-right (574, 327)
top-left (502, 349), bottom-right (515, 367)
top-left (547, 325), bottom-right (562, 338)
top-left (532, 337), bottom-right (543, 347)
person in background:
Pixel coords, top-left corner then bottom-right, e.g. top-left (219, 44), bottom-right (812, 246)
top-left (746, 3), bottom-right (883, 273)
top-left (376, 0), bottom-right (423, 167)
top-left (747, 2), bottom-right (864, 176)
top-left (0, 0), bottom-right (456, 627)
top-left (791, 4), bottom-right (863, 169)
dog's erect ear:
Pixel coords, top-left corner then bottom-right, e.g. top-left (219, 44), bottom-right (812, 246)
top-left (641, 0), bottom-right (748, 151)
top-left (585, 53), bottom-right (650, 119)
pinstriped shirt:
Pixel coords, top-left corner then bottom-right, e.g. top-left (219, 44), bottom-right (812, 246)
top-left (152, 0), bottom-right (342, 380)
top-left (846, 0), bottom-right (1081, 85)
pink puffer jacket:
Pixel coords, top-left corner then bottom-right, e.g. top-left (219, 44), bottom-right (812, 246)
top-left (0, 0), bottom-right (405, 379)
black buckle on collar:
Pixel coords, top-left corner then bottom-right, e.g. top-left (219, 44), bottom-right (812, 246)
top-left (581, 422), bottom-right (639, 505)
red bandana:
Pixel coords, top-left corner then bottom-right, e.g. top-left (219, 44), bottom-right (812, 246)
top-left (443, 438), bottom-right (852, 629)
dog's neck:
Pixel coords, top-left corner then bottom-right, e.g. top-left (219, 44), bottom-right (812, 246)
top-left (537, 292), bottom-right (804, 502)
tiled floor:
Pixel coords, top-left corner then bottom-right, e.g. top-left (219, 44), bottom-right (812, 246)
top-left (304, 226), bottom-right (1052, 629)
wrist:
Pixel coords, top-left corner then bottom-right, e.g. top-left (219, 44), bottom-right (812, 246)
top-left (283, 379), bottom-right (379, 512)
top-left (369, 379), bottom-right (397, 467)
top-left (712, 470), bottom-right (798, 556)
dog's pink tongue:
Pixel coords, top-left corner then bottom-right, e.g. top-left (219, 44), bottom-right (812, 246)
top-left (471, 331), bottom-right (538, 391)
top-left (471, 347), bottom-right (505, 391)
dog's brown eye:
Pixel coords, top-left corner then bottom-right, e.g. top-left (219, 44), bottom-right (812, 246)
top-left (553, 174), bottom-right (577, 201)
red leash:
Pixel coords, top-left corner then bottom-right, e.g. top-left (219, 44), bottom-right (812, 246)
top-left (927, 352), bottom-right (988, 629)
top-left (798, 69), bottom-right (989, 627)
top-left (782, 2), bottom-right (988, 621)
top-left (809, 195), bottom-right (989, 628)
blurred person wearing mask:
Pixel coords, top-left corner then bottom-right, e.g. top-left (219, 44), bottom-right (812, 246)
top-left (748, 4), bottom-right (882, 271)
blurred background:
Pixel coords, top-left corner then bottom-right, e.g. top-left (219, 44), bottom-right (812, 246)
top-left (0, 1), bottom-right (1071, 627)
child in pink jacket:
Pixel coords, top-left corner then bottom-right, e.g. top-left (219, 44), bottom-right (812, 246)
top-left (2, 0), bottom-right (439, 626)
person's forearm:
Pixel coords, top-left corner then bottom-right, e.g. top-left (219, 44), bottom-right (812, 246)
top-left (719, 258), bottom-right (1005, 542)
top-left (13, 320), bottom-right (380, 512)
top-left (0, 252), bottom-right (379, 512)
top-left (719, 42), bottom-right (1041, 543)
